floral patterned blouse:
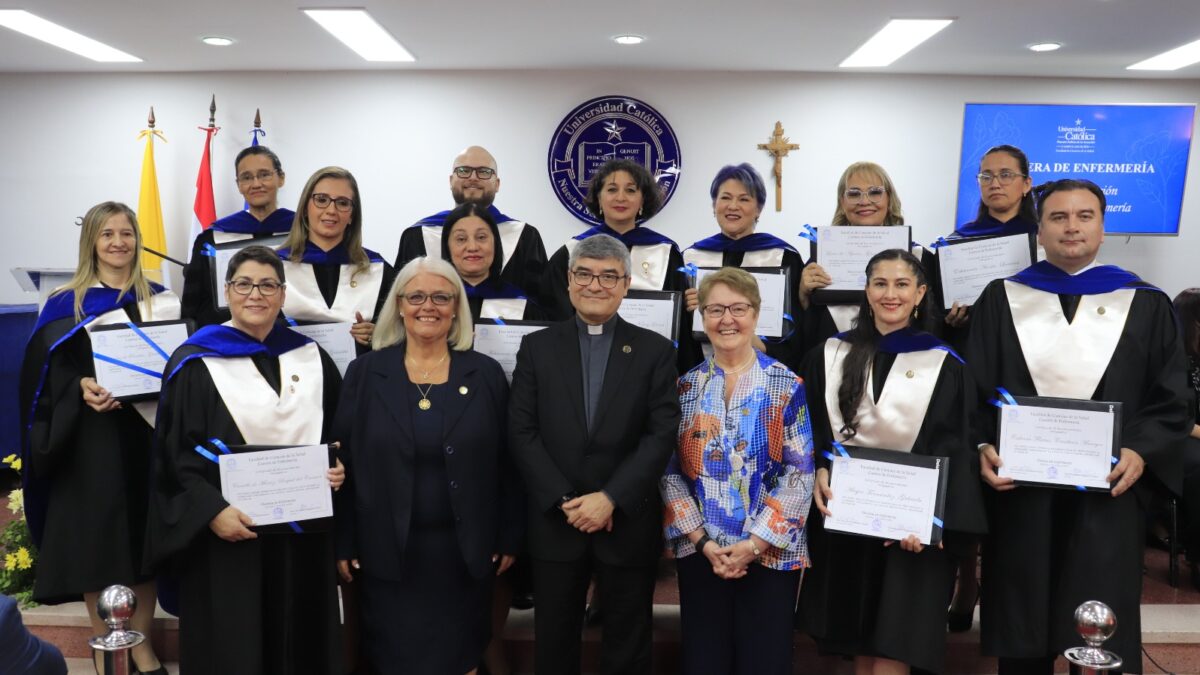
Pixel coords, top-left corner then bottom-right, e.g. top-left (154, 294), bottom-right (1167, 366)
top-left (660, 352), bottom-right (815, 571)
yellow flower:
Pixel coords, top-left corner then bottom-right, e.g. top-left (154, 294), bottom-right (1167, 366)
top-left (15, 547), bottom-right (32, 570)
top-left (1, 454), bottom-right (14, 466)
top-left (7, 458), bottom-right (20, 473)
top-left (6, 489), bottom-right (22, 514)
top-left (3, 553), bottom-right (15, 571)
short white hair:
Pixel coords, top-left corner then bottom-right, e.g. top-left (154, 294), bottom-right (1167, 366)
top-left (373, 256), bottom-right (474, 351)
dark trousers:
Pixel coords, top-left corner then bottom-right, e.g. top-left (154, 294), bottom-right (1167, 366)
top-left (997, 656), bottom-right (1055, 674)
top-left (532, 556), bottom-right (656, 675)
top-left (1182, 436), bottom-right (1200, 562)
top-left (676, 552), bottom-right (801, 675)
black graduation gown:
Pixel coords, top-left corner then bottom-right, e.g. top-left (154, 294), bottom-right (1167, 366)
top-left (394, 218), bottom-right (548, 298)
top-left (466, 295), bottom-right (548, 323)
top-left (965, 280), bottom-right (1192, 671)
top-left (145, 344), bottom-right (342, 675)
top-left (796, 344), bottom-right (986, 674)
top-left (17, 304), bottom-right (153, 604)
top-left (540, 240), bottom-right (702, 373)
top-left (291, 258), bottom-right (397, 358)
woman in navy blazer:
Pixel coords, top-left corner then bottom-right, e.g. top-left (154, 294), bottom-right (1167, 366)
top-left (334, 256), bottom-right (523, 675)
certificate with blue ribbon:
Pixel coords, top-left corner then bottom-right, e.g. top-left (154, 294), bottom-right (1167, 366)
top-left (824, 444), bottom-right (950, 546)
top-left (208, 234), bottom-right (288, 310)
top-left (689, 267), bottom-right (792, 339)
top-left (935, 232), bottom-right (1036, 310)
top-left (91, 320), bottom-right (193, 400)
top-left (995, 395), bottom-right (1122, 491)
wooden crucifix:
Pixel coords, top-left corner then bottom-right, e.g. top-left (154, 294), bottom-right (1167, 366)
top-left (758, 121), bottom-right (799, 212)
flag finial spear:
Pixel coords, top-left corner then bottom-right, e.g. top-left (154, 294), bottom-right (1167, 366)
top-left (253, 108), bottom-right (262, 129)
top-left (147, 106), bottom-right (155, 129)
top-left (208, 95), bottom-right (217, 128)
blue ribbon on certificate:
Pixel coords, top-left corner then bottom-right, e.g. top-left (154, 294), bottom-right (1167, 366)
top-left (93, 322), bottom-right (172, 379)
top-left (201, 243), bottom-right (217, 257)
top-left (988, 387), bottom-right (1018, 408)
top-left (677, 262), bottom-right (698, 280)
top-left (797, 224), bottom-right (817, 243)
top-left (192, 438), bottom-right (305, 533)
top-left (929, 236), bottom-right (950, 249)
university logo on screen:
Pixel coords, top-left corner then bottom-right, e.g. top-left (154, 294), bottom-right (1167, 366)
top-left (547, 95), bottom-right (682, 225)
top-left (1056, 117), bottom-right (1097, 154)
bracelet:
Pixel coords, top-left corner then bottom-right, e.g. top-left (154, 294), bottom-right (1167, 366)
top-left (694, 533), bottom-right (712, 552)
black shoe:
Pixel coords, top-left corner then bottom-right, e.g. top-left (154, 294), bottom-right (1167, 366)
top-left (510, 592), bottom-right (534, 610)
top-left (584, 602), bottom-right (603, 626)
top-left (947, 591), bottom-right (978, 633)
top-left (138, 668), bottom-right (169, 675)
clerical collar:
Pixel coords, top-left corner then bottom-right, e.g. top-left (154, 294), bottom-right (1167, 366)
top-left (576, 314), bottom-right (617, 336)
top-left (1007, 259), bottom-right (1159, 296)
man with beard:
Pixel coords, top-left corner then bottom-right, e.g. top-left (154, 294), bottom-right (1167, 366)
top-left (395, 145), bottom-right (547, 299)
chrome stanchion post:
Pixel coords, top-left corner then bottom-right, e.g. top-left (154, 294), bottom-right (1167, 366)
top-left (89, 585), bottom-right (145, 675)
top-left (1064, 600), bottom-right (1123, 674)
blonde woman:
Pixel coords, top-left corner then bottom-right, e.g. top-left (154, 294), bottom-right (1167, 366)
top-left (19, 201), bottom-right (179, 675)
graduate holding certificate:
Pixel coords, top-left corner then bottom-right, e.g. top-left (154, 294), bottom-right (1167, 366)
top-left (146, 246), bottom-right (345, 675)
top-left (441, 201), bottom-right (546, 322)
top-left (682, 163), bottom-right (805, 371)
top-left (277, 166), bottom-right (397, 356)
top-left (796, 249), bottom-right (986, 675)
top-left (181, 145), bottom-right (295, 328)
top-left (967, 179), bottom-right (1191, 674)
top-left (19, 202), bottom-right (178, 675)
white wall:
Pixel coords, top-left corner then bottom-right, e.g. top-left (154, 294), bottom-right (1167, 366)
top-left (1, 69), bottom-right (1198, 304)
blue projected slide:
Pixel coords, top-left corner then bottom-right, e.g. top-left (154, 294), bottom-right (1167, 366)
top-left (956, 103), bottom-right (1195, 235)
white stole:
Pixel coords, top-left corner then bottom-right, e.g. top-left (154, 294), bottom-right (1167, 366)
top-left (1004, 280), bottom-right (1134, 399)
top-left (480, 297), bottom-right (527, 320)
top-left (84, 289), bottom-right (182, 427)
top-left (282, 261), bottom-right (385, 323)
top-left (827, 305), bottom-right (860, 333)
top-left (682, 247), bottom-right (786, 269)
top-left (212, 231), bottom-right (254, 245)
top-left (421, 220), bottom-right (526, 273)
top-left (201, 342), bottom-right (325, 445)
top-left (823, 338), bottom-right (946, 451)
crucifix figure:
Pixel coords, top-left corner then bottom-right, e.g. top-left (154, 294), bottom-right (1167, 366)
top-left (758, 121), bottom-right (799, 212)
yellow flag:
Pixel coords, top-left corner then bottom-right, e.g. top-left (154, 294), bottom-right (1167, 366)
top-left (137, 129), bottom-right (166, 283)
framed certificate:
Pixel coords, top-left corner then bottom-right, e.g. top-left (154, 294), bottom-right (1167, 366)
top-left (996, 396), bottom-right (1122, 491)
top-left (288, 321), bottom-right (357, 376)
top-left (824, 445), bottom-right (950, 546)
top-left (90, 319), bottom-right (193, 401)
top-left (619, 289), bottom-right (682, 343)
top-left (935, 233), bottom-right (1036, 310)
top-left (216, 443), bottom-right (338, 533)
top-left (210, 234), bottom-right (288, 310)
top-left (690, 267), bottom-right (793, 340)
top-left (473, 319), bottom-right (553, 383)
top-left (809, 225), bottom-right (912, 304)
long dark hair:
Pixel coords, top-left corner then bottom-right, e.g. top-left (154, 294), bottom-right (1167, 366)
top-left (1174, 288), bottom-right (1200, 359)
top-left (836, 249), bottom-right (934, 439)
top-left (975, 145), bottom-right (1036, 224)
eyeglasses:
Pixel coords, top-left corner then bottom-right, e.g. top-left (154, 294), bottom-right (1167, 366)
top-left (702, 302), bottom-right (754, 319)
top-left (571, 270), bottom-right (626, 288)
top-left (403, 291), bottom-right (456, 306)
top-left (236, 170), bottom-right (277, 184)
top-left (844, 187), bottom-right (887, 204)
top-left (311, 193), bottom-right (354, 212)
top-left (977, 171), bottom-right (1026, 186)
top-left (228, 279), bottom-right (284, 296)
top-left (453, 165), bottom-right (496, 180)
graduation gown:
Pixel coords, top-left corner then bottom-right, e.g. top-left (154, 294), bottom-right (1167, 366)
top-left (395, 205), bottom-right (548, 299)
top-left (18, 284), bottom-right (179, 604)
top-left (145, 325), bottom-right (342, 675)
top-left (683, 231), bottom-right (806, 372)
top-left (277, 240), bottom-right (397, 356)
top-left (541, 223), bottom-right (702, 372)
top-left (464, 277), bottom-right (547, 323)
top-left (965, 262), bottom-right (1192, 671)
top-left (951, 212), bottom-right (1038, 239)
top-left (796, 329), bottom-right (986, 674)
top-left (181, 208), bottom-right (295, 328)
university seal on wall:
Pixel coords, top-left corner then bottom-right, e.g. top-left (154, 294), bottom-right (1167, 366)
top-left (547, 95), bottom-right (682, 226)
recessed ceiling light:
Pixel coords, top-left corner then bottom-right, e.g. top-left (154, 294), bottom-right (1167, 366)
top-left (1028, 42), bottom-right (1062, 52)
top-left (1128, 38), bottom-right (1200, 71)
top-left (303, 8), bottom-right (415, 62)
top-left (613, 35), bottom-right (645, 46)
top-left (0, 10), bottom-right (141, 62)
top-left (201, 36), bottom-right (235, 47)
top-left (840, 19), bottom-right (953, 68)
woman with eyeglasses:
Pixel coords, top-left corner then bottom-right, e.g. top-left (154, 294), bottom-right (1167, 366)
top-left (334, 256), bottom-right (521, 675)
top-left (441, 201), bottom-right (546, 322)
top-left (798, 162), bottom-right (927, 356)
top-left (19, 201), bottom-right (180, 675)
top-left (182, 145), bottom-right (294, 328)
top-left (278, 166), bottom-right (396, 355)
top-left (683, 163), bottom-right (806, 371)
top-left (796, 249), bottom-right (986, 675)
top-left (146, 245), bottom-right (346, 674)
top-left (661, 266), bottom-right (814, 675)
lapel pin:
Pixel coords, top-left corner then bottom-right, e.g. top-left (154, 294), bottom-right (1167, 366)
top-left (291, 374), bottom-right (300, 382)
top-left (622, 345), bottom-right (632, 353)
top-left (350, 280), bottom-right (358, 288)
top-left (459, 386), bottom-right (469, 395)
top-left (1097, 306), bottom-right (1106, 315)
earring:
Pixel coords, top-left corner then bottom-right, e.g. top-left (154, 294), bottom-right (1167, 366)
top-left (638, 206), bottom-right (644, 217)
top-left (914, 307), bottom-right (920, 319)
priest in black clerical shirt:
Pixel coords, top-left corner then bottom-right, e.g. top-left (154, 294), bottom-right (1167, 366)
top-left (966, 179), bottom-right (1191, 675)
top-left (508, 234), bottom-right (680, 675)
top-left (395, 144), bottom-right (547, 299)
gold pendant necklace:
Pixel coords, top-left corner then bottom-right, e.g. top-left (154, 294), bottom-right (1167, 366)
top-left (407, 351), bottom-right (449, 411)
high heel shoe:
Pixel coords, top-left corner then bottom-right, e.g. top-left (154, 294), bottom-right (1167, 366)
top-left (947, 590), bottom-right (979, 633)
top-left (138, 667), bottom-right (169, 675)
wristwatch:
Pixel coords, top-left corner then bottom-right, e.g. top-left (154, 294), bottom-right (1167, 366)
top-left (750, 541), bottom-right (762, 557)
top-left (695, 533), bottom-right (713, 552)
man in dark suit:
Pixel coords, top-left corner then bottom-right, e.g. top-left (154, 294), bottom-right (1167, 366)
top-left (0, 594), bottom-right (67, 675)
top-left (509, 233), bottom-right (681, 675)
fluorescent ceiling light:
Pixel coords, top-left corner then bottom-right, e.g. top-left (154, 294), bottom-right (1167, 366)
top-left (303, 8), bottom-right (414, 62)
top-left (0, 10), bottom-right (141, 62)
top-left (840, 19), bottom-right (953, 68)
top-left (613, 35), bottom-right (645, 46)
top-left (1127, 38), bottom-right (1200, 71)
top-left (1028, 42), bottom-right (1062, 52)
top-left (201, 36), bottom-right (235, 47)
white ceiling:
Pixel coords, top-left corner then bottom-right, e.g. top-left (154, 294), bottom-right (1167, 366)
top-left (1, 0), bottom-right (1199, 78)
